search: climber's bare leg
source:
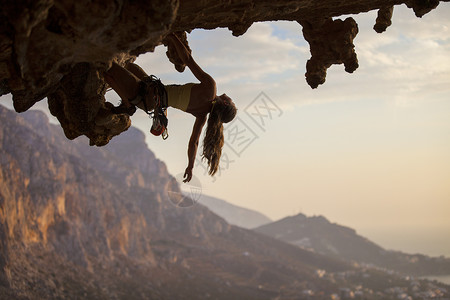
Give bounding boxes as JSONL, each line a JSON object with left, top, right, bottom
{"left": 123, "top": 62, "right": 158, "bottom": 112}
{"left": 125, "top": 62, "right": 148, "bottom": 80}
{"left": 104, "top": 62, "right": 140, "bottom": 107}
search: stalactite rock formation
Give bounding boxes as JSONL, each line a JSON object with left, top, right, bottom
{"left": 0, "top": 0, "right": 448, "bottom": 145}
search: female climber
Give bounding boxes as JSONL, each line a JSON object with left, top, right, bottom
{"left": 103, "top": 33, "right": 237, "bottom": 183}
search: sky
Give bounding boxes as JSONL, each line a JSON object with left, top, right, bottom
{"left": 1, "top": 3, "right": 449, "bottom": 257}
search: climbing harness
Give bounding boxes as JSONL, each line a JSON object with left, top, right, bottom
{"left": 131, "top": 75, "right": 169, "bottom": 140}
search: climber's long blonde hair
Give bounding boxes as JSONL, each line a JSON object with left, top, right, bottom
{"left": 202, "top": 98, "right": 237, "bottom": 176}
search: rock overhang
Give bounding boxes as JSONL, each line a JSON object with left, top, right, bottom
{"left": 0, "top": 0, "right": 448, "bottom": 145}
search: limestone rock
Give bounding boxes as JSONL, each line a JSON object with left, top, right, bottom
{"left": 47, "top": 62, "right": 131, "bottom": 146}
{"left": 300, "top": 17, "right": 359, "bottom": 89}
{"left": 1, "top": 0, "right": 177, "bottom": 145}
{"left": 0, "top": 0, "right": 448, "bottom": 145}
{"left": 374, "top": 6, "right": 394, "bottom": 33}
{"left": 162, "top": 31, "right": 192, "bottom": 73}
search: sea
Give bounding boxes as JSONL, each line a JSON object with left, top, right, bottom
{"left": 422, "top": 275, "right": 450, "bottom": 286}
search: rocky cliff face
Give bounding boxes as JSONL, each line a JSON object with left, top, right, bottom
{"left": 1, "top": 0, "right": 448, "bottom": 145}
{"left": 0, "top": 104, "right": 165, "bottom": 265}
{"left": 1, "top": 105, "right": 449, "bottom": 299}
{"left": 0, "top": 104, "right": 228, "bottom": 298}
{"left": 0, "top": 105, "right": 349, "bottom": 299}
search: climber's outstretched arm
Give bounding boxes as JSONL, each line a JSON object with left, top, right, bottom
{"left": 166, "top": 34, "right": 215, "bottom": 86}
{"left": 184, "top": 115, "right": 207, "bottom": 183}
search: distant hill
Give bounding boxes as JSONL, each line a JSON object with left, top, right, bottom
{"left": 0, "top": 105, "right": 349, "bottom": 299}
{"left": 255, "top": 213, "right": 450, "bottom": 276}
{"left": 197, "top": 194, "right": 272, "bottom": 229}
{"left": 1, "top": 105, "right": 448, "bottom": 299}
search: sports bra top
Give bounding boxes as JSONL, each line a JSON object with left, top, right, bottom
{"left": 165, "top": 83, "right": 195, "bottom": 112}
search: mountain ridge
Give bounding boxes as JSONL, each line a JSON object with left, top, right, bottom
{"left": 1, "top": 104, "right": 448, "bottom": 299}
{"left": 197, "top": 194, "right": 272, "bottom": 229}
{"left": 255, "top": 213, "right": 450, "bottom": 276}
{"left": 0, "top": 105, "right": 350, "bottom": 299}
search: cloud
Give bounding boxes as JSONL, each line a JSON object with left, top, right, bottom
{"left": 131, "top": 3, "right": 448, "bottom": 110}
{"left": 351, "top": 5, "right": 450, "bottom": 106}
{"left": 190, "top": 23, "right": 306, "bottom": 84}
{"left": 257, "top": 4, "right": 450, "bottom": 108}
{"left": 136, "top": 22, "right": 307, "bottom": 85}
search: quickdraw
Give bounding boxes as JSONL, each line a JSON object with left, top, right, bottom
{"left": 140, "top": 75, "right": 169, "bottom": 140}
